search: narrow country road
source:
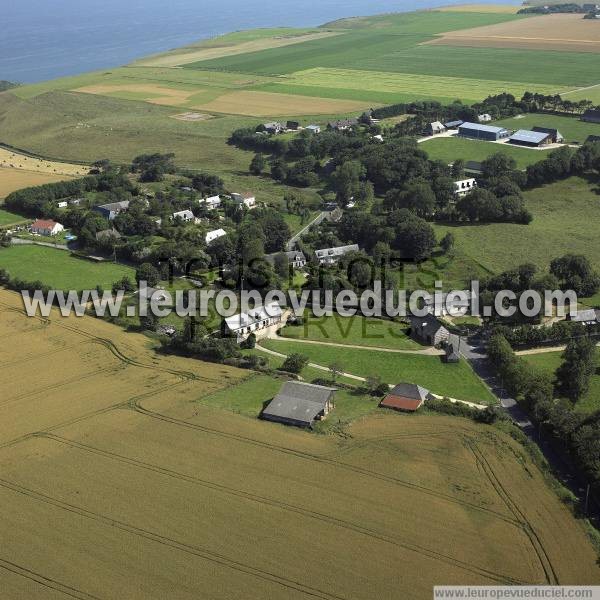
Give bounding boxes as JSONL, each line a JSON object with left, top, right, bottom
{"left": 272, "top": 336, "right": 444, "bottom": 355}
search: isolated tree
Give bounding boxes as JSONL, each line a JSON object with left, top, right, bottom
{"left": 556, "top": 337, "right": 597, "bottom": 403}
{"left": 135, "top": 263, "right": 160, "bottom": 287}
{"left": 281, "top": 353, "right": 309, "bottom": 374}
{"left": 249, "top": 153, "right": 266, "bottom": 175}
{"left": 328, "top": 362, "right": 344, "bottom": 382}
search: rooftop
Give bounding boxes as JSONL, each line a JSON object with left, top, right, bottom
{"left": 459, "top": 122, "right": 509, "bottom": 134}
{"left": 509, "top": 129, "right": 550, "bottom": 144}
{"left": 263, "top": 381, "right": 336, "bottom": 425}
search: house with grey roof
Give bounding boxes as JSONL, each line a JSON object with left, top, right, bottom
{"left": 315, "top": 244, "right": 359, "bottom": 266}
{"left": 224, "top": 302, "right": 283, "bottom": 343}
{"left": 261, "top": 381, "right": 336, "bottom": 428}
{"left": 410, "top": 313, "right": 450, "bottom": 347}
{"left": 93, "top": 200, "right": 130, "bottom": 221}
{"left": 568, "top": 308, "right": 600, "bottom": 325}
{"left": 328, "top": 118, "right": 358, "bottom": 131}
{"left": 265, "top": 250, "right": 307, "bottom": 270}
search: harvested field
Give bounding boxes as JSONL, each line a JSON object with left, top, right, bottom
{"left": 0, "top": 168, "right": 74, "bottom": 200}
{"left": 193, "top": 89, "right": 371, "bottom": 116}
{"left": 73, "top": 84, "right": 200, "bottom": 107}
{"left": 134, "top": 31, "right": 341, "bottom": 67}
{"left": 0, "top": 287, "right": 598, "bottom": 598}
{"left": 428, "top": 14, "right": 600, "bottom": 53}
{"left": 0, "top": 148, "right": 87, "bottom": 177}
{"left": 433, "top": 4, "right": 522, "bottom": 13}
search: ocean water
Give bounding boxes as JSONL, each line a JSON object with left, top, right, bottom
{"left": 2, "top": 0, "right": 521, "bottom": 83}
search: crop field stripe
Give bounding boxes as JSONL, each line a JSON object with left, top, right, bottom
{"left": 131, "top": 397, "right": 521, "bottom": 526}
{"left": 0, "top": 557, "right": 102, "bottom": 600}
{"left": 34, "top": 432, "right": 525, "bottom": 585}
{"left": 464, "top": 437, "right": 558, "bottom": 585}
{"left": 0, "top": 477, "right": 349, "bottom": 600}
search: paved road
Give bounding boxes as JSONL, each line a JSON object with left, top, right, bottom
{"left": 455, "top": 332, "right": 597, "bottom": 515}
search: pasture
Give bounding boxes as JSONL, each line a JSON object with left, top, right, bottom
{"left": 522, "top": 350, "right": 600, "bottom": 414}
{"left": 0, "top": 288, "right": 597, "bottom": 598}
{"left": 0, "top": 245, "right": 134, "bottom": 290}
{"left": 433, "top": 177, "right": 600, "bottom": 279}
{"left": 421, "top": 136, "right": 544, "bottom": 169}
{"left": 260, "top": 338, "right": 497, "bottom": 404}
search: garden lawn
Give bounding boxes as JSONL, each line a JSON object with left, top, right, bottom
{"left": 522, "top": 350, "right": 600, "bottom": 414}
{"left": 0, "top": 208, "right": 28, "bottom": 227}
{"left": 0, "top": 245, "right": 134, "bottom": 290}
{"left": 420, "top": 136, "right": 545, "bottom": 170}
{"left": 282, "top": 313, "right": 420, "bottom": 350}
{"left": 261, "top": 339, "right": 496, "bottom": 404}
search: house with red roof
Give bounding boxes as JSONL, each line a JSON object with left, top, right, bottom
{"left": 30, "top": 219, "right": 64, "bottom": 237}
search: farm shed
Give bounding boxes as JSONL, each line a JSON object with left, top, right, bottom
{"left": 582, "top": 109, "right": 600, "bottom": 124}
{"left": 445, "top": 120, "right": 463, "bottom": 129}
{"left": 410, "top": 313, "right": 449, "bottom": 347}
{"left": 508, "top": 130, "right": 552, "bottom": 147}
{"left": 380, "top": 383, "right": 432, "bottom": 412}
{"left": 262, "top": 381, "right": 336, "bottom": 428}
{"left": 458, "top": 122, "right": 510, "bottom": 141}
{"left": 532, "top": 127, "right": 564, "bottom": 144}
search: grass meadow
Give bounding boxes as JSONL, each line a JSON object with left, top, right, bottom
{"left": 522, "top": 350, "right": 600, "bottom": 414}
{"left": 496, "top": 113, "right": 600, "bottom": 144}
{"left": 0, "top": 245, "right": 134, "bottom": 290}
{"left": 421, "top": 136, "right": 546, "bottom": 169}
{"left": 261, "top": 338, "right": 496, "bottom": 404}
{"left": 433, "top": 177, "right": 600, "bottom": 278}
{"left": 0, "top": 208, "right": 28, "bottom": 227}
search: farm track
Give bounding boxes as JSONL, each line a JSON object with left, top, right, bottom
{"left": 34, "top": 431, "right": 525, "bottom": 584}
{"left": 0, "top": 342, "right": 87, "bottom": 370}
{"left": 464, "top": 436, "right": 558, "bottom": 585}
{"left": 0, "top": 557, "right": 103, "bottom": 600}
{"left": 0, "top": 477, "right": 350, "bottom": 600}
{"left": 132, "top": 397, "right": 521, "bottom": 527}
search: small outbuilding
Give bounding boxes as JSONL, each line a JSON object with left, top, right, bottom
{"left": 380, "top": 383, "right": 432, "bottom": 412}
{"left": 427, "top": 121, "right": 446, "bottom": 135}
{"left": 444, "top": 344, "right": 460, "bottom": 364}
{"left": 262, "top": 381, "right": 336, "bottom": 428}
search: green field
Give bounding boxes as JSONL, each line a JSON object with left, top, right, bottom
{"left": 434, "top": 177, "right": 600, "bottom": 279}
{"left": 497, "top": 113, "right": 600, "bottom": 144}
{"left": 282, "top": 313, "right": 421, "bottom": 350}
{"left": 421, "top": 136, "right": 547, "bottom": 169}
{"left": 522, "top": 350, "right": 600, "bottom": 414}
{"left": 0, "top": 208, "right": 28, "bottom": 227}
{"left": 0, "top": 245, "right": 134, "bottom": 290}
{"left": 261, "top": 338, "right": 496, "bottom": 404}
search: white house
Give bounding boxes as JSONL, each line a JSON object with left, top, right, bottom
{"left": 30, "top": 219, "right": 64, "bottom": 237}
{"left": 172, "top": 209, "right": 195, "bottom": 222}
{"left": 231, "top": 193, "right": 256, "bottom": 210}
{"left": 200, "top": 195, "right": 221, "bottom": 210}
{"left": 57, "top": 201, "right": 68, "bottom": 209}
{"left": 453, "top": 178, "right": 477, "bottom": 198}
{"left": 224, "top": 302, "right": 283, "bottom": 343}
{"left": 205, "top": 228, "right": 227, "bottom": 245}
{"left": 478, "top": 114, "right": 492, "bottom": 122}
{"left": 306, "top": 124, "right": 321, "bottom": 134}
{"left": 315, "top": 244, "right": 359, "bottom": 266}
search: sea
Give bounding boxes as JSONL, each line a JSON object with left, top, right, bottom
{"left": 2, "top": 0, "right": 521, "bottom": 84}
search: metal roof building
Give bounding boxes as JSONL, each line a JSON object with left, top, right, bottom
{"left": 262, "top": 381, "right": 336, "bottom": 428}
{"left": 458, "top": 122, "right": 510, "bottom": 141}
{"left": 508, "top": 129, "right": 552, "bottom": 147}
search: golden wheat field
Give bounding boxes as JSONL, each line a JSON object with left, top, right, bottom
{"left": 0, "top": 288, "right": 598, "bottom": 599}
{"left": 0, "top": 168, "right": 76, "bottom": 199}
{"left": 0, "top": 148, "right": 88, "bottom": 177}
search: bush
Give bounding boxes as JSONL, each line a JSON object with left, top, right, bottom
{"left": 280, "top": 353, "right": 309, "bottom": 374}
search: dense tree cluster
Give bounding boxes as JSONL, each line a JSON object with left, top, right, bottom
{"left": 131, "top": 153, "right": 176, "bottom": 182}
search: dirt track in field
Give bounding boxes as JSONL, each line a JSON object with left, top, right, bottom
{"left": 427, "top": 14, "right": 600, "bottom": 53}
